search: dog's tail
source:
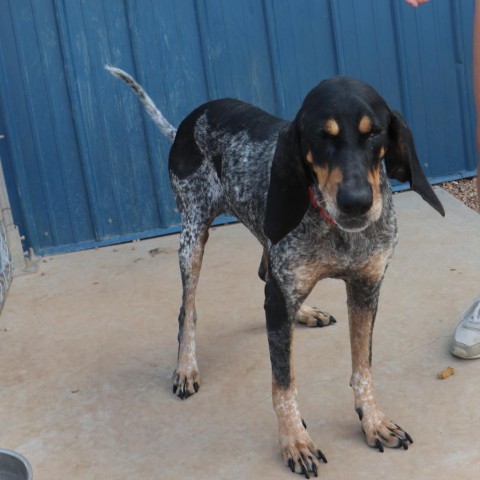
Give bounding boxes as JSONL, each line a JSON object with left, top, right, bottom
{"left": 105, "top": 65, "right": 177, "bottom": 142}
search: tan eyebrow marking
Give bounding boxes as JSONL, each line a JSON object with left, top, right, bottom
{"left": 359, "top": 115, "right": 372, "bottom": 134}
{"left": 324, "top": 118, "right": 340, "bottom": 136}
{"left": 306, "top": 150, "right": 314, "bottom": 164}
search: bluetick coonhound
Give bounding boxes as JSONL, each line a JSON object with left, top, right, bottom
{"left": 107, "top": 66, "right": 444, "bottom": 477}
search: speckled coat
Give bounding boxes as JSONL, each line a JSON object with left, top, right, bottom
{"left": 107, "top": 67, "right": 444, "bottom": 478}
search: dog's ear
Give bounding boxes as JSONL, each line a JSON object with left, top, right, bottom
{"left": 264, "top": 123, "right": 311, "bottom": 244}
{"left": 384, "top": 110, "right": 445, "bottom": 216}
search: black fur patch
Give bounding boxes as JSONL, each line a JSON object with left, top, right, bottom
{"left": 264, "top": 277, "right": 292, "bottom": 388}
{"left": 169, "top": 106, "right": 206, "bottom": 179}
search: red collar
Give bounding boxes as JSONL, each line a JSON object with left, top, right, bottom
{"left": 308, "top": 186, "right": 336, "bottom": 226}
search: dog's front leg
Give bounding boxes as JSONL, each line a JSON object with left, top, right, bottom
{"left": 264, "top": 275, "right": 327, "bottom": 478}
{"left": 346, "top": 279, "right": 413, "bottom": 451}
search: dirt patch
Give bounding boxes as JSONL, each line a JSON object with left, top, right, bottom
{"left": 439, "top": 176, "right": 479, "bottom": 213}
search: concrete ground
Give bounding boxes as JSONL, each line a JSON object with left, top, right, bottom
{"left": 0, "top": 188, "right": 479, "bottom": 480}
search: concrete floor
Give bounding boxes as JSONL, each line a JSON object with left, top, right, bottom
{"left": 0, "top": 188, "right": 479, "bottom": 480}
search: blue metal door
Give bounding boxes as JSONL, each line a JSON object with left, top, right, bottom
{"left": 0, "top": 0, "right": 476, "bottom": 255}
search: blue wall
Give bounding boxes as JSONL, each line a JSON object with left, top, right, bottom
{"left": 0, "top": 0, "right": 476, "bottom": 254}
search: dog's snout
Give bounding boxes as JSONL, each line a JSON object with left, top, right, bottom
{"left": 337, "top": 184, "right": 373, "bottom": 216}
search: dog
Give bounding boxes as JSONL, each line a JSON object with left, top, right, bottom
{"left": 107, "top": 66, "right": 444, "bottom": 477}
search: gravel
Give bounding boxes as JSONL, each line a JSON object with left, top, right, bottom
{"left": 439, "top": 176, "right": 479, "bottom": 213}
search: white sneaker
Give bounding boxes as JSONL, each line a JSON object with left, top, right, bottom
{"left": 451, "top": 296, "right": 480, "bottom": 359}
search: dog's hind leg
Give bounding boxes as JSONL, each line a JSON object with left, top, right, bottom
{"left": 296, "top": 304, "right": 336, "bottom": 328}
{"left": 258, "top": 248, "right": 270, "bottom": 282}
{"left": 173, "top": 215, "right": 212, "bottom": 399}
{"left": 258, "top": 247, "right": 336, "bottom": 328}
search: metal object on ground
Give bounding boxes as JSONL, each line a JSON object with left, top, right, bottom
{"left": 0, "top": 449, "right": 32, "bottom": 480}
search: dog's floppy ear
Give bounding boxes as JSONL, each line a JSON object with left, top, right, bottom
{"left": 264, "top": 123, "right": 311, "bottom": 244}
{"left": 384, "top": 110, "right": 445, "bottom": 216}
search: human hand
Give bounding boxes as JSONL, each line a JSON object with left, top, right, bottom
{"left": 403, "top": 0, "right": 430, "bottom": 6}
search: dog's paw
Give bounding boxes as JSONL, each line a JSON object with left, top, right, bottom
{"left": 358, "top": 408, "right": 413, "bottom": 452}
{"left": 296, "top": 304, "right": 336, "bottom": 328}
{"left": 280, "top": 424, "right": 327, "bottom": 478}
{"left": 173, "top": 368, "right": 200, "bottom": 400}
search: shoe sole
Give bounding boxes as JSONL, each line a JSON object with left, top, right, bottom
{"left": 450, "top": 344, "right": 480, "bottom": 359}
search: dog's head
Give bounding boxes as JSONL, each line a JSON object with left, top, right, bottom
{"left": 264, "top": 76, "right": 445, "bottom": 244}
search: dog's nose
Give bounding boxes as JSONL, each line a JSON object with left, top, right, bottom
{"left": 336, "top": 185, "right": 373, "bottom": 216}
